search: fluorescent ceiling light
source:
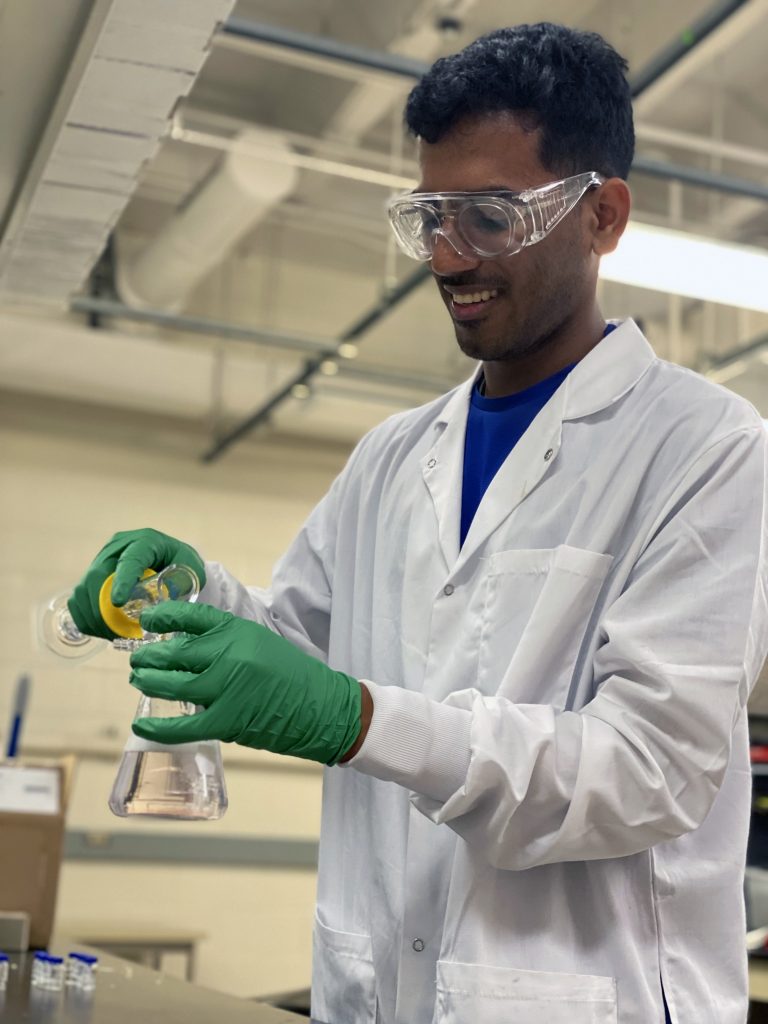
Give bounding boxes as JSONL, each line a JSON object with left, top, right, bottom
{"left": 600, "top": 222, "right": 768, "bottom": 313}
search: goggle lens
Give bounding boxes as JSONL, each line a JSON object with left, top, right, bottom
{"left": 457, "top": 201, "right": 524, "bottom": 256}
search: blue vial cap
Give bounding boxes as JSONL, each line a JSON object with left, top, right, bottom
{"left": 47, "top": 956, "right": 64, "bottom": 965}
{"left": 68, "top": 952, "right": 98, "bottom": 965}
{"left": 0, "top": 953, "right": 9, "bottom": 962}
{"left": 33, "top": 952, "right": 50, "bottom": 961}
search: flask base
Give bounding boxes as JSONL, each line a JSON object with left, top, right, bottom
{"left": 108, "top": 746, "right": 227, "bottom": 821}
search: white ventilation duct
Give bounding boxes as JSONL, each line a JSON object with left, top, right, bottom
{"left": 0, "top": 0, "right": 237, "bottom": 307}
{"left": 117, "top": 129, "right": 298, "bottom": 311}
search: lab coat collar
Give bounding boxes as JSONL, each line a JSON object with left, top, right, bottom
{"left": 423, "top": 319, "right": 656, "bottom": 571}
{"left": 435, "top": 318, "right": 655, "bottom": 428}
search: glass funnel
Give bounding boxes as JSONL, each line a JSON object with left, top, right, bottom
{"left": 38, "top": 564, "right": 199, "bottom": 659}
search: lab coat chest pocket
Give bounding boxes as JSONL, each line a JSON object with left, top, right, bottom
{"left": 435, "top": 961, "right": 617, "bottom": 1024}
{"left": 479, "top": 545, "right": 613, "bottom": 708}
{"left": 312, "top": 910, "right": 377, "bottom": 1024}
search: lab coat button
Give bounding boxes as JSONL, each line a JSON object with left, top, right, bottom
{"left": 544, "top": 448, "right": 554, "bottom": 461}
{"left": 412, "top": 939, "right": 425, "bottom": 952}
{"left": 443, "top": 584, "right": 455, "bottom": 596}
{"left": 427, "top": 458, "right": 437, "bottom": 469}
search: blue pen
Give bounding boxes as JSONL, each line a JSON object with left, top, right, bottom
{"left": 6, "top": 674, "right": 30, "bottom": 759}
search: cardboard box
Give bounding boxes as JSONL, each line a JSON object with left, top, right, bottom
{"left": 0, "top": 758, "right": 74, "bottom": 949}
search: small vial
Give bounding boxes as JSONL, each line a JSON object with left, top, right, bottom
{"left": 65, "top": 953, "right": 80, "bottom": 987}
{"left": 0, "top": 953, "right": 8, "bottom": 990}
{"left": 77, "top": 953, "right": 98, "bottom": 991}
{"left": 66, "top": 952, "right": 98, "bottom": 991}
{"left": 31, "top": 952, "right": 47, "bottom": 987}
{"left": 31, "top": 952, "right": 64, "bottom": 991}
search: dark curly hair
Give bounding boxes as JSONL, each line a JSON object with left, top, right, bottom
{"left": 405, "top": 23, "right": 634, "bottom": 180}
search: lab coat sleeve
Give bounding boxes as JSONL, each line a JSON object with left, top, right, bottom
{"left": 199, "top": 499, "right": 337, "bottom": 663}
{"left": 350, "top": 424, "right": 768, "bottom": 869}
{"left": 197, "top": 429, "right": 378, "bottom": 664}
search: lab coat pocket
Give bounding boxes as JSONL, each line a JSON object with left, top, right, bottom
{"left": 435, "top": 960, "right": 617, "bottom": 1024}
{"left": 479, "top": 545, "right": 613, "bottom": 707}
{"left": 312, "top": 910, "right": 377, "bottom": 1024}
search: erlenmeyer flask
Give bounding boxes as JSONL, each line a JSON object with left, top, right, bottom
{"left": 109, "top": 695, "right": 228, "bottom": 820}
{"left": 38, "top": 563, "right": 228, "bottom": 820}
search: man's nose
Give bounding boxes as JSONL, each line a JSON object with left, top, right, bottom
{"left": 429, "top": 228, "right": 482, "bottom": 277}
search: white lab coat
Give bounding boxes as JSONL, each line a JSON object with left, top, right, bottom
{"left": 201, "top": 320, "right": 768, "bottom": 1024}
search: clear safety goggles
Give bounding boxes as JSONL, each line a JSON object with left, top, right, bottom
{"left": 387, "top": 171, "right": 604, "bottom": 261}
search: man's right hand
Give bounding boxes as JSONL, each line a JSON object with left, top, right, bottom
{"left": 67, "top": 528, "right": 206, "bottom": 639}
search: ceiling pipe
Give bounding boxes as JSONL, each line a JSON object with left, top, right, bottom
{"left": 221, "top": 18, "right": 430, "bottom": 80}
{"left": 634, "top": 123, "right": 768, "bottom": 172}
{"left": 631, "top": 156, "right": 768, "bottom": 203}
{"left": 70, "top": 296, "right": 332, "bottom": 357}
{"left": 70, "top": 284, "right": 454, "bottom": 424}
{"left": 702, "top": 332, "right": 768, "bottom": 376}
{"left": 627, "top": 0, "right": 752, "bottom": 98}
{"left": 200, "top": 265, "right": 431, "bottom": 462}
{"left": 633, "top": 0, "right": 764, "bottom": 115}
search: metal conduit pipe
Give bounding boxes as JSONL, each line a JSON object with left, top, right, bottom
{"left": 702, "top": 332, "right": 768, "bottom": 373}
{"left": 70, "top": 296, "right": 332, "bottom": 357}
{"left": 631, "top": 156, "right": 768, "bottom": 203}
{"left": 200, "top": 265, "right": 431, "bottom": 462}
{"left": 627, "top": 0, "right": 752, "bottom": 96}
{"left": 69, "top": 291, "right": 454, "bottom": 396}
{"left": 222, "top": 18, "right": 430, "bottom": 80}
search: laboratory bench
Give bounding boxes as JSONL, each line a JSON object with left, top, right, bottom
{"left": 4, "top": 938, "right": 768, "bottom": 1022}
{"left": 0, "top": 938, "right": 307, "bottom": 1023}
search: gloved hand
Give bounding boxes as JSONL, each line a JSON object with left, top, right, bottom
{"left": 128, "top": 602, "right": 362, "bottom": 766}
{"left": 67, "top": 528, "right": 206, "bottom": 639}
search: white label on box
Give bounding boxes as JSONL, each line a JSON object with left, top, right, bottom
{"left": 0, "top": 766, "right": 60, "bottom": 814}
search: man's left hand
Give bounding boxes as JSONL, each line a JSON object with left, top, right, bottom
{"left": 129, "top": 603, "right": 362, "bottom": 765}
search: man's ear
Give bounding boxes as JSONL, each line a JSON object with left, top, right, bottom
{"left": 590, "top": 178, "right": 631, "bottom": 256}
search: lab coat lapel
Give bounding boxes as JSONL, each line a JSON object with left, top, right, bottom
{"left": 421, "top": 379, "right": 475, "bottom": 571}
{"left": 420, "top": 320, "right": 654, "bottom": 573}
{"left": 456, "top": 384, "right": 566, "bottom": 569}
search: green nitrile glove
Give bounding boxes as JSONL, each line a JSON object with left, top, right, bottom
{"left": 67, "top": 528, "right": 206, "bottom": 640}
{"left": 128, "top": 602, "right": 362, "bottom": 766}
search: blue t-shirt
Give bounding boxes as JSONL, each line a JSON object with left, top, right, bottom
{"left": 460, "top": 325, "right": 617, "bottom": 547}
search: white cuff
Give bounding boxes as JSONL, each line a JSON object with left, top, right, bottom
{"left": 347, "top": 681, "right": 471, "bottom": 803}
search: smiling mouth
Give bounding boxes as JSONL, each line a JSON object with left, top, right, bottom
{"left": 451, "top": 288, "right": 499, "bottom": 305}
{"left": 446, "top": 287, "right": 500, "bottom": 320}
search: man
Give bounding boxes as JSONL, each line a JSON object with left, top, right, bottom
{"left": 69, "top": 23, "right": 768, "bottom": 1024}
